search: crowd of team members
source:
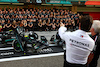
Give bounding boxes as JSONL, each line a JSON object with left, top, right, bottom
{"left": 0, "top": 7, "right": 80, "bottom": 31}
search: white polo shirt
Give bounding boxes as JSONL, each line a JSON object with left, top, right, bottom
{"left": 59, "top": 26, "right": 95, "bottom": 64}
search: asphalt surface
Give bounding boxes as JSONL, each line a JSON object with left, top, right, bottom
{"left": 0, "top": 31, "right": 100, "bottom": 67}
{"left": 0, "top": 55, "right": 64, "bottom": 67}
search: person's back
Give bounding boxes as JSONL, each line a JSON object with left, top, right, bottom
{"left": 64, "top": 30, "right": 94, "bottom": 64}
{"left": 59, "top": 15, "right": 95, "bottom": 67}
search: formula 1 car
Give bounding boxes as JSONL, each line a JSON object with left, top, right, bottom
{"left": 50, "top": 32, "right": 65, "bottom": 48}
{"left": 12, "top": 26, "right": 52, "bottom": 54}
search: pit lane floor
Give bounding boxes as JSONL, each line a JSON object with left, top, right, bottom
{"left": 0, "top": 31, "right": 99, "bottom": 67}
{"left": 0, "top": 55, "right": 100, "bottom": 67}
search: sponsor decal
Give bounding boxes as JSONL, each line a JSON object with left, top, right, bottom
{"left": 11, "top": 37, "right": 16, "bottom": 39}
{"left": 38, "top": 48, "right": 53, "bottom": 53}
{"left": 27, "top": 44, "right": 32, "bottom": 47}
{"left": 0, "top": 52, "right": 14, "bottom": 56}
{"left": 80, "top": 35, "right": 84, "bottom": 38}
{"left": 70, "top": 39, "right": 89, "bottom": 47}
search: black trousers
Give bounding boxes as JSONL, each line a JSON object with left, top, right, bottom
{"left": 88, "top": 54, "right": 99, "bottom": 67}
{"left": 65, "top": 61, "right": 87, "bottom": 67}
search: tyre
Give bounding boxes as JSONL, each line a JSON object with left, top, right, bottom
{"left": 12, "top": 39, "right": 22, "bottom": 52}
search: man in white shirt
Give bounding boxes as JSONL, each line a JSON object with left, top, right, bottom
{"left": 59, "top": 15, "right": 95, "bottom": 67}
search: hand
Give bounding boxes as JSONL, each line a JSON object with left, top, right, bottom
{"left": 60, "top": 22, "right": 65, "bottom": 27}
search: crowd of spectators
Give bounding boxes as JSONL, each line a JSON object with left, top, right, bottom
{"left": 0, "top": 7, "right": 81, "bottom": 31}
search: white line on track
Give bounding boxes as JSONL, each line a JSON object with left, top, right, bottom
{"left": 0, "top": 52, "right": 64, "bottom": 62}
{"left": 0, "top": 47, "right": 13, "bottom": 50}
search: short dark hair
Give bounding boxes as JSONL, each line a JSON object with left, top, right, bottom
{"left": 80, "top": 15, "right": 93, "bottom": 32}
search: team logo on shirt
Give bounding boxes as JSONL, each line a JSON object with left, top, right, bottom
{"left": 70, "top": 39, "right": 89, "bottom": 47}
{"left": 69, "top": 39, "right": 90, "bottom": 50}
{"left": 80, "top": 35, "right": 83, "bottom": 38}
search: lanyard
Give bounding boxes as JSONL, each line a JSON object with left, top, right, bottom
{"left": 94, "top": 36, "right": 98, "bottom": 42}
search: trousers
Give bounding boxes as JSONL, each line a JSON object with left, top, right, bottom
{"left": 65, "top": 61, "right": 87, "bottom": 67}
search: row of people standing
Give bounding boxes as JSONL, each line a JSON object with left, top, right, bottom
{"left": 0, "top": 20, "right": 36, "bottom": 31}
{"left": 0, "top": 8, "right": 80, "bottom": 31}
{"left": 0, "top": 17, "right": 76, "bottom": 31}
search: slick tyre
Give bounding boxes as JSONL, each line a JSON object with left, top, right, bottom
{"left": 12, "top": 39, "right": 22, "bottom": 52}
